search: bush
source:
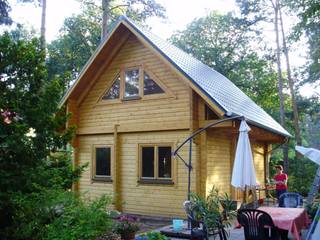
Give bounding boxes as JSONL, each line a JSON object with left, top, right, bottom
{"left": 44, "top": 193, "right": 113, "bottom": 240}
{"left": 12, "top": 190, "right": 114, "bottom": 240}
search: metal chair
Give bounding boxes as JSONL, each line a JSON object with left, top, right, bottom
{"left": 278, "top": 192, "right": 303, "bottom": 208}
{"left": 237, "top": 209, "right": 281, "bottom": 240}
{"left": 183, "top": 201, "right": 227, "bottom": 240}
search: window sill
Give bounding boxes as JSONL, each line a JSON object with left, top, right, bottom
{"left": 92, "top": 177, "right": 113, "bottom": 183}
{"left": 122, "top": 96, "right": 141, "bottom": 101}
{"left": 138, "top": 179, "right": 174, "bottom": 185}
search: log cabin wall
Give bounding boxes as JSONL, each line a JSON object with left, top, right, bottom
{"left": 118, "top": 131, "right": 197, "bottom": 217}
{"left": 252, "top": 142, "right": 266, "bottom": 188}
{"left": 70, "top": 32, "right": 198, "bottom": 217}
{"left": 66, "top": 27, "right": 275, "bottom": 218}
{"left": 206, "top": 129, "right": 232, "bottom": 196}
{"left": 77, "top": 33, "right": 190, "bottom": 135}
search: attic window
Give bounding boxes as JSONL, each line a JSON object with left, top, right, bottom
{"left": 144, "top": 72, "right": 164, "bottom": 95}
{"left": 101, "top": 67, "right": 169, "bottom": 102}
{"left": 205, "top": 104, "right": 219, "bottom": 120}
{"left": 102, "top": 74, "right": 120, "bottom": 100}
{"left": 124, "top": 69, "right": 140, "bottom": 99}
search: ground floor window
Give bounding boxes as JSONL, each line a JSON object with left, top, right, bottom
{"left": 92, "top": 146, "right": 111, "bottom": 181}
{"left": 140, "top": 144, "right": 172, "bottom": 182}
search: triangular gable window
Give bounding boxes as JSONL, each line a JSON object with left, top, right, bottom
{"left": 143, "top": 72, "right": 164, "bottom": 95}
{"left": 102, "top": 74, "right": 120, "bottom": 100}
{"left": 205, "top": 104, "right": 219, "bottom": 120}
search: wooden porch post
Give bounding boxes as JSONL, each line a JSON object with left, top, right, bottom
{"left": 113, "top": 124, "right": 122, "bottom": 211}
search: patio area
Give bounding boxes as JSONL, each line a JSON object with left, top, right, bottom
{"left": 138, "top": 217, "right": 309, "bottom": 240}
{"left": 165, "top": 227, "right": 308, "bottom": 240}
{"left": 136, "top": 196, "right": 312, "bottom": 240}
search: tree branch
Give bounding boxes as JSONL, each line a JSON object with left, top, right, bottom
{"left": 109, "top": 4, "right": 129, "bottom": 12}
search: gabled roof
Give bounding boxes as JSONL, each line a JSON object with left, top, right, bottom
{"left": 61, "top": 15, "right": 291, "bottom": 138}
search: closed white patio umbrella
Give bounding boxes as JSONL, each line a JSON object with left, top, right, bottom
{"left": 231, "top": 120, "right": 257, "bottom": 191}
{"left": 295, "top": 146, "right": 320, "bottom": 165}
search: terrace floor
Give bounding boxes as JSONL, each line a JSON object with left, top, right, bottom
{"left": 136, "top": 204, "right": 310, "bottom": 240}
{"left": 154, "top": 222, "right": 308, "bottom": 240}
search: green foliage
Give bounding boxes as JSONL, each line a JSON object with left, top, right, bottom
{"left": 11, "top": 189, "right": 72, "bottom": 239}
{"left": 11, "top": 190, "right": 113, "bottom": 240}
{"left": 0, "top": 30, "right": 84, "bottom": 239}
{"left": 170, "top": 11, "right": 280, "bottom": 116}
{"left": 39, "top": 152, "right": 88, "bottom": 190}
{"left": 47, "top": 5, "right": 101, "bottom": 86}
{"left": 47, "top": 0, "right": 166, "bottom": 88}
{"left": 0, "top": 0, "right": 12, "bottom": 25}
{"left": 190, "top": 187, "right": 235, "bottom": 233}
{"left": 171, "top": 12, "right": 254, "bottom": 77}
{"left": 137, "top": 232, "right": 170, "bottom": 240}
{"left": 287, "top": 0, "right": 320, "bottom": 84}
{"left": 100, "top": 0, "right": 166, "bottom": 23}
{"left": 45, "top": 194, "right": 113, "bottom": 240}
{"left": 306, "top": 202, "right": 319, "bottom": 220}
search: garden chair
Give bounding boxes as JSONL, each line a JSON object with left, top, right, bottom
{"left": 278, "top": 192, "right": 303, "bottom": 208}
{"left": 237, "top": 209, "right": 281, "bottom": 240}
{"left": 183, "top": 201, "right": 227, "bottom": 240}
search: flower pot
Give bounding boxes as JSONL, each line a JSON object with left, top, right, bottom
{"left": 121, "top": 232, "right": 136, "bottom": 240}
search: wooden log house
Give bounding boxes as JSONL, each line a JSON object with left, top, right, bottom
{"left": 60, "top": 16, "right": 291, "bottom": 218}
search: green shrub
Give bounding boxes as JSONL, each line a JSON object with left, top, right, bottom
{"left": 306, "top": 202, "right": 319, "bottom": 220}
{"left": 189, "top": 186, "right": 235, "bottom": 232}
{"left": 12, "top": 189, "right": 113, "bottom": 240}
{"left": 44, "top": 194, "right": 113, "bottom": 240}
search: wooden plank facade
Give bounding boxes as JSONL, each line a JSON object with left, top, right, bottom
{"left": 64, "top": 22, "right": 286, "bottom": 218}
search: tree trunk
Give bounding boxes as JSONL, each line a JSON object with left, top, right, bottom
{"left": 279, "top": 5, "right": 302, "bottom": 145}
{"left": 40, "top": 0, "right": 46, "bottom": 50}
{"left": 272, "top": 0, "right": 289, "bottom": 173}
{"left": 101, "top": 0, "right": 109, "bottom": 40}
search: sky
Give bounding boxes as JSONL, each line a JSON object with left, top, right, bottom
{"left": 6, "top": 0, "right": 320, "bottom": 96}
{"left": 8, "top": 0, "right": 237, "bottom": 41}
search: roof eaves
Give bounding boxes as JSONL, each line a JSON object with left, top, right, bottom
{"left": 248, "top": 119, "right": 291, "bottom": 138}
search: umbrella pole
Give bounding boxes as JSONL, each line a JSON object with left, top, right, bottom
{"left": 187, "top": 139, "right": 192, "bottom": 230}
{"left": 188, "top": 139, "right": 192, "bottom": 201}
{"left": 243, "top": 186, "right": 247, "bottom": 204}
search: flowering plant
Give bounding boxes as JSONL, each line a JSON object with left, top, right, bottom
{"left": 1, "top": 109, "right": 17, "bottom": 124}
{"left": 115, "top": 215, "right": 140, "bottom": 235}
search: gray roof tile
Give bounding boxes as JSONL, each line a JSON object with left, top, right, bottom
{"left": 122, "top": 16, "right": 291, "bottom": 137}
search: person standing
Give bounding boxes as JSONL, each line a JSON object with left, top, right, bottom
{"left": 273, "top": 165, "right": 288, "bottom": 200}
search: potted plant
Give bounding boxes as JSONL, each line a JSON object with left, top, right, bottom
{"left": 115, "top": 215, "right": 140, "bottom": 240}
{"left": 220, "top": 193, "right": 237, "bottom": 220}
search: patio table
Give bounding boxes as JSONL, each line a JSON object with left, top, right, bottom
{"left": 258, "top": 206, "right": 310, "bottom": 240}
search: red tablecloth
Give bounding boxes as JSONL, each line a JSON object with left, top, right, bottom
{"left": 258, "top": 207, "right": 310, "bottom": 240}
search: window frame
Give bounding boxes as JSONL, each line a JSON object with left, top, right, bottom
{"left": 122, "top": 66, "right": 143, "bottom": 100}
{"left": 138, "top": 143, "right": 174, "bottom": 184}
{"left": 142, "top": 70, "right": 166, "bottom": 98}
{"left": 91, "top": 145, "right": 113, "bottom": 182}
{"left": 99, "top": 65, "right": 174, "bottom": 104}
{"left": 101, "top": 73, "right": 121, "bottom": 101}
